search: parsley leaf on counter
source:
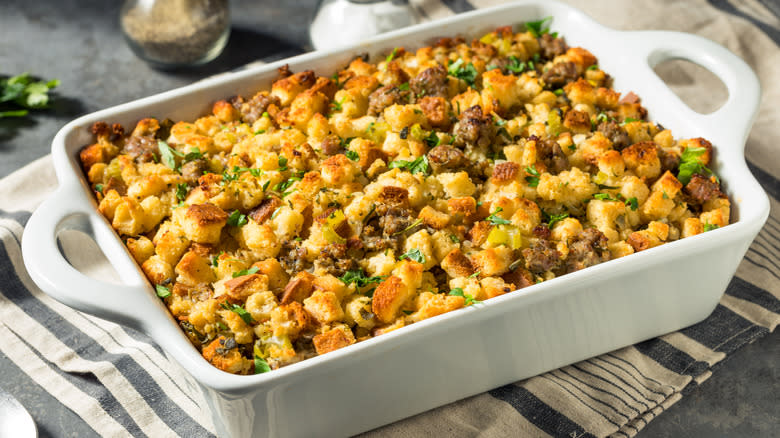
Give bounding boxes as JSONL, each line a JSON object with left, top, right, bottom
{"left": 0, "top": 73, "right": 59, "bottom": 118}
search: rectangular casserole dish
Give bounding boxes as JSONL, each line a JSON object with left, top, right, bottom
{"left": 21, "top": 1, "right": 768, "bottom": 436}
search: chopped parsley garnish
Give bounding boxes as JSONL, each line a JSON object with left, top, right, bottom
{"left": 398, "top": 82, "right": 410, "bottom": 91}
{"left": 568, "top": 144, "right": 576, "bottom": 151}
{"left": 524, "top": 16, "right": 552, "bottom": 38}
{"left": 450, "top": 234, "right": 460, "bottom": 243}
{"left": 447, "top": 59, "right": 479, "bottom": 87}
{"left": 155, "top": 284, "right": 171, "bottom": 298}
{"left": 220, "top": 302, "right": 254, "bottom": 325}
{"left": 593, "top": 193, "right": 620, "bottom": 202}
{"left": 158, "top": 140, "right": 178, "bottom": 170}
{"left": 175, "top": 183, "right": 189, "bottom": 202}
{"left": 506, "top": 55, "right": 526, "bottom": 74}
{"left": 338, "top": 269, "right": 386, "bottom": 288}
{"left": 331, "top": 98, "right": 345, "bottom": 112}
{"left": 677, "top": 146, "right": 716, "bottom": 185}
{"left": 386, "top": 47, "right": 399, "bottom": 63}
{"left": 278, "top": 155, "right": 288, "bottom": 171}
{"left": 402, "top": 310, "right": 413, "bottom": 315}
{"left": 262, "top": 180, "right": 270, "bottom": 191}
{"left": 468, "top": 271, "right": 481, "bottom": 279}
{"left": 211, "top": 252, "right": 223, "bottom": 267}
{"left": 587, "top": 64, "right": 599, "bottom": 71}
{"left": 525, "top": 165, "right": 540, "bottom": 187}
{"left": 226, "top": 210, "right": 248, "bottom": 227}
{"left": 703, "top": 223, "right": 719, "bottom": 232}
{"left": 232, "top": 266, "right": 259, "bottom": 278}
{"left": 449, "top": 287, "right": 482, "bottom": 306}
{"left": 596, "top": 112, "right": 609, "bottom": 124}
{"left": 621, "top": 117, "right": 640, "bottom": 126}
{"left": 0, "top": 73, "right": 59, "bottom": 119}
{"left": 345, "top": 150, "right": 360, "bottom": 161}
{"left": 255, "top": 355, "right": 271, "bottom": 374}
{"left": 95, "top": 183, "right": 104, "bottom": 194}
{"left": 399, "top": 248, "right": 426, "bottom": 264}
{"left": 273, "top": 175, "right": 301, "bottom": 192}
{"left": 340, "top": 136, "right": 355, "bottom": 149}
{"left": 424, "top": 131, "right": 441, "bottom": 148}
{"left": 254, "top": 129, "right": 266, "bottom": 135}
{"left": 486, "top": 207, "right": 511, "bottom": 226}
{"left": 394, "top": 218, "right": 423, "bottom": 236}
{"left": 544, "top": 211, "right": 569, "bottom": 229}
{"left": 625, "top": 197, "right": 638, "bottom": 211}
{"left": 388, "top": 155, "right": 431, "bottom": 176}
{"left": 553, "top": 88, "right": 564, "bottom": 96}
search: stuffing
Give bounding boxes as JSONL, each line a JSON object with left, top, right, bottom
{"left": 82, "top": 25, "right": 731, "bottom": 374}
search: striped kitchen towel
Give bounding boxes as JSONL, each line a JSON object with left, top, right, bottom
{"left": 1, "top": 0, "right": 778, "bottom": 437}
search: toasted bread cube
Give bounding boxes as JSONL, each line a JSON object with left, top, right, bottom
{"left": 234, "top": 221, "right": 281, "bottom": 259}
{"left": 175, "top": 250, "right": 216, "bottom": 286}
{"left": 270, "top": 302, "right": 311, "bottom": 339}
{"left": 303, "top": 291, "right": 344, "bottom": 324}
{"left": 344, "top": 295, "right": 376, "bottom": 329}
{"left": 682, "top": 217, "right": 703, "bottom": 238}
{"left": 280, "top": 271, "right": 316, "bottom": 304}
{"left": 218, "top": 308, "right": 254, "bottom": 344}
{"left": 271, "top": 70, "right": 316, "bottom": 106}
{"left": 174, "top": 203, "right": 228, "bottom": 244}
{"left": 141, "top": 255, "right": 174, "bottom": 285}
{"left": 111, "top": 197, "right": 147, "bottom": 236}
{"left": 221, "top": 274, "right": 270, "bottom": 303}
{"left": 252, "top": 259, "right": 289, "bottom": 292}
{"left": 372, "top": 275, "right": 412, "bottom": 324}
{"left": 245, "top": 291, "right": 278, "bottom": 323}
{"left": 622, "top": 141, "right": 661, "bottom": 180}
{"left": 321, "top": 154, "right": 359, "bottom": 186}
{"left": 313, "top": 326, "right": 356, "bottom": 355}
{"left": 382, "top": 104, "right": 428, "bottom": 132}
{"left": 418, "top": 206, "right": 450, "bottom": 230}
{"left": 437, "top": 171, "right": 476, "bottom": 198}
{"left": 126, "top": 236, "right": 155, "bottom": 264}
{"left": 470, "top": 246, "right": 513, "bottom": 276}
{"left": 202, "top": 336, "right": 253, "bottom": 374}
{"left": 627, "top": 221, "right": 669, "bottom": 252}
{"left": 411, "top": 291, "right": 464, "bottom": 322}
{"left": 312, "top": 274, "right": 348, "bottom": 301}
{"left": 440, "top": 248, "right": 476, "bottom": 278}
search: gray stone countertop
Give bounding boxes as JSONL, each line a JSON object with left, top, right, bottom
{"left": 0, "top": 0, "right": 777, "bottom": 437}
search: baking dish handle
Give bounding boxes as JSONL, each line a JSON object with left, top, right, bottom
{"left": 21, "top": 184, "right": 170, "bottom": 333}
{"left": 623, "top": 30, "right": 761, "bottom": 150}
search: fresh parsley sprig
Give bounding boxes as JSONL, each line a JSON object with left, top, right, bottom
{"left": 524, "top": 16, "right": 553, "bottom": 38}
{"left": 486, "top": 207, "right": 512, "bottom": 226}
{"left": 220, "top": 302, "right": 254, "bottom": 325}
{"left": 339, "top": 269, "right": 386, "bottom": 288}
{"left": 525, "top": 165, "right": 540, "bottom": 187}
{"left": 677, "top": 146, "right": 716, "bottom": 185}
{"left": 0, "top": 72, "right": 59, "bottom": 118}
{"left": 447, "top": 59, "right": 478, "bottom": 87}
{"left": 449, "top": 287, "right": 482, "bottom": 306}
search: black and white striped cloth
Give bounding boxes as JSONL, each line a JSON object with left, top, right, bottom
{"left": 1, "top": 0, "right": 778, "bottom": 436}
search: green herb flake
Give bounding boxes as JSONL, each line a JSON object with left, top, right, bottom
{"left": 398, "top": 248, "right": 426, "bottom": 264}
{"left": 587, "top": 64, "right": 599, "bottom": 71}
{"left": 220, "top": 302, "right": 254, "bottom": 325}
{"left": 226, "top": 210, "right": 248, "bottom": 227}
{"left": 506, "top": 56, "right": 526, "bottom": 74}
{"left": 544, "top": 211, "right": 569, "bottom": 229}
{"left": 388, "top": 155, "right": 431, "bottom": 176}
{"left": 398, "top": 82, "right": 410, "bottom": 91}
{"left": 339, "top": 269, "right": 386, "bottom": 288}
{"left": 593, "top": 193, "right": 620, "bottom": 202}
{"left": 468, "top": 271, "right": 481, "bottom": 279}
{"left": 95, "top": 183, "right": 104, "bottom": 194}
{"left": 175, "top": 183, "right": 189, "bottom": 202}
{"left": 447, "top": 59, "right": 479, "bottom": 87}
{"left": 450, "top": 234, "right": 460, "bottom": 244}
{"left": 448, "top": 287, "right": 482, "bottom": 306}
{"left": 254, "top": 355, "right": 271, "bottom": 374}
{"left": 625, "top": 197, "right": 638, "bottom": 211}
{"left": 524, "top": 16, "right": 552, "bottom": 38}
{"left": 486, "top": 207, "right": 511, "bottom": 226}
{"left": 155, "top": 284, "right": 171, "bottom": 298}
{"left": 158, "top": 140, "right": 179, "bottom": 170}
{"left": 386, "top": 47, "right": 399, "bottom": 63}
{"left": 262, "top": 180, "right": 270, "bottom": 191}
{"left": 620, "top": 117, "right": 640, "bottom": 126}
{"left": 677, "top": 146, "right": 716, "bottom": 185}
{"left": 345, "top": 150, "right": 360, "bottom": 161}
{"left": 424, "top": 131, "right": 440, "bottom": 148}
{"left": 568, "top": 144, "right": 576, "bottom": 151}
{"left": 278, "top": 155, "right": 288, "bottom": 171}
{"left": 232, "top": 266, "right": 260, "bottom": 278}
{"left": 402, "top": 310, "right": 413, "bottom": 315}
{"left": 553, "top": 88, "right": 564, "bottom": 96}
{"left": 703, "top": 223, "right": 720, "bottom": 232}
{"left": 254, "top": 129, "right": 266, "bottom": 135}
{"left": 524, "top": 165, "right": 540, "bottom": 187}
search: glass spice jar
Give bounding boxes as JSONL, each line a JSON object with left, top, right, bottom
{"left": 120, "top": 0, "right": 230, "bottom": 68}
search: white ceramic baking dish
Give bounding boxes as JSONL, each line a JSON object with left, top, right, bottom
{"left": 22, "top": 1, "right": 768, "bottom": 436}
